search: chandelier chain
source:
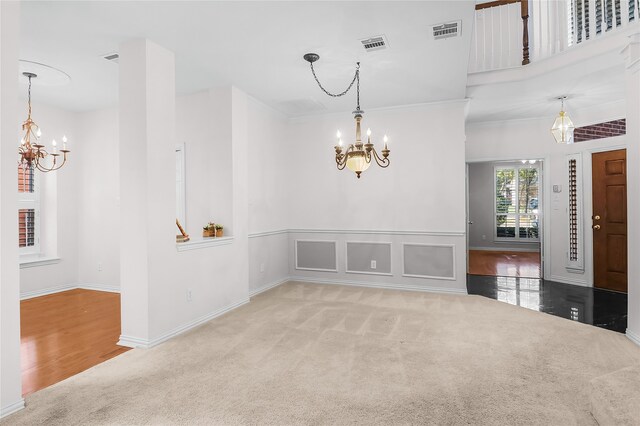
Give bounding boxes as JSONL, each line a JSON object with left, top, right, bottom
{"left": 27, "top": 75, "right": 32, "bottom": 118}
{"left": 309, "top": 62, "right": 360, "bottom": 108}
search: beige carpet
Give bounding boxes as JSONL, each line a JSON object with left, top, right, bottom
{"left": 4, "top": 281, "right": 640, "bottom": 425}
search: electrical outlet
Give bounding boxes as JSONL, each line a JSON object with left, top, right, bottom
{"left": 97, "top": 263, "right": 103, "bottom": 272}
{"left": 260, "top": 263, "right": 265, "bottom": 273}
{"left": 187, "top": 289, "right": 192, "bottom": 302}
{"left": 371, "top": 260, "right": 377, "bottom": 269}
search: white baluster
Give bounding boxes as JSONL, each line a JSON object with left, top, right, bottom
{"left": 589, "top": 0, "right": 597, "bottom": 39}
{"left": 621, "top": 0, "right": 630, "bottom": 26}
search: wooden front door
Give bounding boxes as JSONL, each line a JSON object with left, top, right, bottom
{"left": 592, "top": 149, "right": 627, "bottom": 292}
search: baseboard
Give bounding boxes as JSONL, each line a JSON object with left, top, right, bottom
{"left": 289, "top": 276, "right": 467, "bottom": 295}
{"left": 20, "top": 284, "right": 76, "bottom": 300}
{"left": 627, "top": 329, "right": 640, "bottom": 347}
{"left": 249, "top": 278, "right": 289, "bottom": 298}
{"left": 77, "top": 283, "right": 120, "bottom": 293}
{"left": 118, "top": 297, "right": 251, "bottom": 349}
{"left": 20, "top": 283, "right": 120, "bottom": 300}
{"left": 546, "top": 274, "right": 589, "bottom": 287}
{"left": 0, "top": 399, "right": 25, "bottom": 419}
{"left": 468, "top": 246, "right": 540, "bottom": 253}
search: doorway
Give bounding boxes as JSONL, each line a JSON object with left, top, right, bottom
{"left": 592, "top": 149, "right": 627, "bottom": 293}
{"left": 466, "top": 160, "right": 543, "bottom": 279}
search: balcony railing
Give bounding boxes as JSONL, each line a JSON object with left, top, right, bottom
{"left": 469, "top": 0, "right": 640, "bottom": 73}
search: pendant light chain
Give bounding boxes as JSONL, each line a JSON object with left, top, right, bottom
{"left": 27, "top": 75, "right": 32, "bottom": 118}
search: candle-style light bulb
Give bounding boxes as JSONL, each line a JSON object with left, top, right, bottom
{"left": 36, "top": 128, "right": 42, "bottom": 138}
{"left": 52, "top": 139, "right": 57, "bottom": 153}
{"left": 62, "top": 135, "right": 67, "bottom": 150}
{"left": 338, "top": 138, "right": 343, "bottom": 147}
{"left": 383, "top": 134, "right": 389, "bottom": 150}
{"left": 366, "top": 128, "right": 371, "bottom": 143}
{"left": 336, "top": 130, "right": 341, "bottom": 139}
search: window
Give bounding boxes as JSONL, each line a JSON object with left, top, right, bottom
{"left": 18, "top": 164, "right": 40, "bottom": 254}
{"left": 495, "top": 165, "right": 539, "bottom": 241}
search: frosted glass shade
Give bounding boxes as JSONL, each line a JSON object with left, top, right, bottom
{"left": 551, "top": 111, "right": 575, "bottom": 144}
{"left": 346, "top": 151, "right": 370, "bottom": 174}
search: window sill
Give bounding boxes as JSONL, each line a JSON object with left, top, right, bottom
{"left": 176, "top": 236, "right": 234, "bottom": 252}
{"left": 20, "top": 256, "right": 61, "bottom": 269}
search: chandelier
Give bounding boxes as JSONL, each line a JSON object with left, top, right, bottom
{"left": 18, "top": 72, "right": 70, "bottom": 172}
{"left": 551, "top": 96, "right": 575, "bottom": 144}
{"left": 303, "top": 53, "right": 390, "bottom": 179}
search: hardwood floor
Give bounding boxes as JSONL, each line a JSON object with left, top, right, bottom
{"left": 468, "top": 250, "right": 541, "bottom": 278}
{"left": 20, "top": 289, "right": 129, "bottom": 396}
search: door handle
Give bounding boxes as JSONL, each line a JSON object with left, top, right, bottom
{"left": 593, "top": 224, "right": 601, "bottom": 230}
{"left": 468, "top": 221, "right": 474, "bottom": 225}
{"left": 594, "top": 215, "right": 601, "bottom": 220}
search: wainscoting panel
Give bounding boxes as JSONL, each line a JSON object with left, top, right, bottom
{"left": 295, "top": 240, "right": 338, "bottom": 272}
{"left": 289, "top": 230, "right": 467, "bottom": 294}
{"left": 346, "top": 241, "right": 392, "bottom": 275}
{"left": 403, "top": 244, "right": 456, "bottom": 280}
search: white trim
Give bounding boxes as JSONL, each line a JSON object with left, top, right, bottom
{"left": 77, "top": 283, "right": 120, "bottom": 293}
{"left": 289, "top": 228, "right": 465, "bottom": 237}
{"left": 176, "top": 236, "right": 234, "bottom": 252}
{"left": 118, "top": 297, "right": 250, "bottom": 349}
{"left": 20, "top": 283, "right": 120, "bottom": 300}
{"left": 289, "top": 276, "right": 467, "bottom": 295}
{"left": 248, "top": 229, "right": 288, "bottom": 238}
{"left": 626, "top": 329, "right": 640, "bottom": 347}
{"left": 402, "top": 243, "right": 457, "bottom": 281}
{"left": 175, "top": 143, "right": 186, "bottom": 229}
{"left": 345, "top": 241, "right": 393, "bottom": 276}
{"left": 547, "top": 274, "right": 590, "bottom": 287}
{"left": 468, "top": 246, "right": 540, "bottom": 253}
{"left": 249, "top": 277, "right": 289, "bottom": 298}
{"left": 19, "top": 256, "right": 60, "bottom": 268}
{"left": 20, "top": 283, "right": 76, "bottom": 300}
{"left": 0, "top": 399, "right": 25, "bottom": 419}
{"left": 294, "top": 239, "right": 338, "bottom": 272}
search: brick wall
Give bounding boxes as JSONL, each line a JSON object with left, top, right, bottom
{"left": 574, "top": 119, "right": 626, "bottom": 142}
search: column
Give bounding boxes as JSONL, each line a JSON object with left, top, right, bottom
{"left": 622, "top": 31, "right": 640, "bottom": 346}
{"left": 118, "top": 39, "right": 176, "bottom": 347}
{"left": 0, "top": 0, "right": 24, "bottom": 417}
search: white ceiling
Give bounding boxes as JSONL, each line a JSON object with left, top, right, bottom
{"left": 19, "top": 1, "right": 476, "bottom": 116}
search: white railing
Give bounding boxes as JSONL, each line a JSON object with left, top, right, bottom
{"left": 469, "top": 0, "right": 640, "bottom": 73}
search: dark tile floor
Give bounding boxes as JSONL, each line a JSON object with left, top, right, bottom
{"left": 467, "top": 275, "right": 628, "bottom": 333}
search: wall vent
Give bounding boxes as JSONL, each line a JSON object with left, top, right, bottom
{"left": 102, "top": 52, "right": 120, "bottom": 63}
{"left": 360, "top": 35, "right": 388, "bottom": 52}
{"left": 432, "top": 20, "right": 462, "bottom": 40}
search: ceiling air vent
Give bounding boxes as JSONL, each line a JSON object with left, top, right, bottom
{"left": 102, "top": 52, "right": 119, "bottom": 63}
{"left": 432, "top": 21, "right": 462, "bottom": 40}
{"left": 360, "top": 35, "right": 388, "bottom": 52}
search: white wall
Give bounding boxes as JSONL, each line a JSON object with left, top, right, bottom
{"left": 19, "top": 102, "right": 80, "bottom": 297}
{"left": 76, "top": 108, "right": 119, "bottom": 290}
{"left": 286, "top": 101, "right": 468, "bottom": 293}
{"left": 247, "top": 97, "right": 289, "bottom": 294}
{"left": 466, "top": 100, "right": 627, "bottom": 286}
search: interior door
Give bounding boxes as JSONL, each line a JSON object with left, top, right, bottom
{"left": 592, "top": 149, "right": 627, "bottom": 292}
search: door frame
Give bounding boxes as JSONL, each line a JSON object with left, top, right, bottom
{"left": 465, "top": 157, "right": 546, "bottom": 279}
{"left": 584, "top": 144, "right": 627, "bottom": 289}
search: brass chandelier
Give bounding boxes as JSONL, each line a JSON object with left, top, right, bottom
{"left": 19, "top": 72, "right": 70, "bottom": 172}
{"left": 303, "top": 53, "right": 390, "bottom": 179}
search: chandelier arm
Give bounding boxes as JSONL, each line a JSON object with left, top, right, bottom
{"left": 370, "top": 148, "right": 391, "bottom": 168}
{"left": 310, "top": 62, "right": 360, "bottom": 99}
